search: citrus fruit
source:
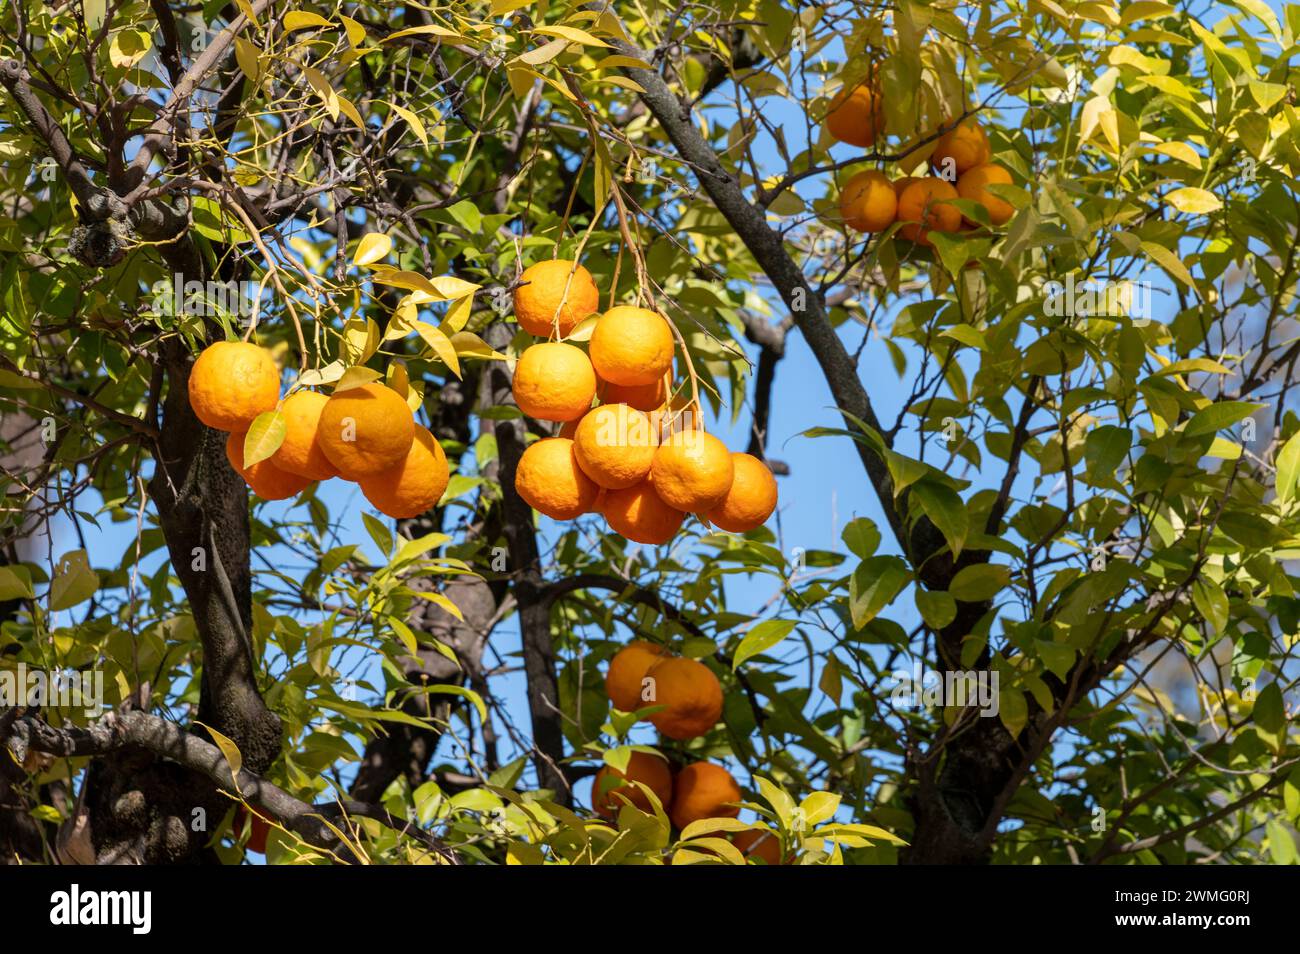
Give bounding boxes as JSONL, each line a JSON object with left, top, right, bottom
{"left": 589, "top": 306, "right": 674, "bottom": 387}
{"left": 650, "top": 430, "right": 735, "bottom": 512}
{"left": 732, "top": 828, "right": 783, "bottom": 865}
{"left": 597, "top": 374, "right": 667, "bottom": 412}
{"left": 515, "top": 437, "right": 599, "bottom": 520}
{"left": 513, "top": 259, "right": 600, "bottom": 337}
{"left": 669, "top": 762, "right": 742, "bottom": 829}
{"left": 956, "top": 162, "right": 1014, "bottom": 226}
{"left": 512, "top": 342, "right": 597, "bottom": 422}
{"left": 839, "top": 170, "right": 897, "bottom": 233}
{"left": 188, "top": 341, "right": 280, "bottom": 432}
{"left": 896, "top": 177, "right": 961, "bottom": 245}
{"left": 602, "top": 480, "right": 684, "bottom": 545}
{"left": 358, "top": 424, "right": 450, "bottom": 519}
{"left": 931, "top": 119, "right": 990, "bottom": 177}
{"left": 825, "top": 82, "right": 883, "bottom": 147}
{"left": 892, "top": 175, "right": 922, "bottom": 200}
{"left": 605, "top": 640, "right": 670, "bottom": 712}
{"left": 591, "top": 751, "right": 674, "bottom": 819}
{"left": 225, "top": 431, "right": 313, "bottom": 501}
{"left": 707, "top": 453, "right": 778, "bottom": 532}
{"left": 317, "top": 382, "right": 415, "bottom": 480}
{"left": 573, "top": 403, "right": 657, "bottom": 489}
{"left": 271, "top": 390, "right": 337, "bottom": 481}
{"left": 645, "top": 655, "right": 723, "bottom": 740}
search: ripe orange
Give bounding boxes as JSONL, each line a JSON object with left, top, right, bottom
{"left": 669, "top": 762, "right": 742, "bottom": 830}
{"left": 515, "top": 437, "right": 599, "bottom": 520}
{"left": 650, "top": 430, "right": 734, "bottom": 513}
{"left": 645, "top": 655, "right": 723, "bottom": 740}
{"left": 732, "top": 828, "right": 783, "bottom": 865}
{"left": 271, "top": 390, "right": 337, "bottom": 481}
{"left": 317, "top": 382, "right": 415, "bottom": 480}
{"left": 896, "top": 177, "right": 961, "bottom": 245}
{"left": 892, "top": 175, "right": 922, "bottom": 200}
{"left": 648, "top": 397, "right": 702, "bottom": 446}
{"left": 591, "top": 751, "right": 674, "bottom": 819}
{"left": 602, "top": 480, "right": 685, "bottom": 545}
{"left": 188, "top": 341, "right": 280, "bottom": 432}
{"left": 597, "top": 374, "right": 667, "bottom": 413}
{"left": 358, "top": 424, "right": 449, "bottom": 519}
{"left": 826, "top": 82, "right": 883, "bottom": 148}
{"left": 589, "top": 306, "right": 674, "bottom": 387}
{"left": 707, "top": 453, "right": 778, "bottom": 532}
{"left": 225, "top": 431, "right": 313, "bottom": 501}
{"left": 513, "top": 259, "right": 600, "bottom": 337}
{"left": 573, "top": 404, "right": 657, "bottom": 490}
{"left": 839, "top": 170, "right": 897, "bottom": 233}
{"left": 931, "top": 119, "right": 990, "bottom": 177}
{"left": 605, "top": 640, "right": 670, "bottom": 712}
{"left": 956, "top": 162, "right": 1014, "bottom": 226}
{"left": 512, "top": 342, "right": 597, "bottom": 422}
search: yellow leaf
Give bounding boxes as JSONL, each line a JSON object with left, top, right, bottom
{"left": 337, "top": 96, "right": 364, "bottom": 128}
{"left": 353, "top": 232, "right": 392, "bottom": 268}
{"left": 385, "top": 24, "right": 471, "bottom": 44}
{"left": 507, "top": 65, "right": 540, "bottom": 98}
{"left": 234, "top": 36, "right": 262, "bottom": 84}
{"left": 109, "top": 30, "right": 152, "bottom": 69}
{"left": 283, "top": 11, "right": 335, "bottom": 32}
{"left": 442, "top": 294, "right": 474, "bottom": 334}
{"left": 194, "top": 723, "right": 243, "bottom": 792}
{"left": 340, "top": 15, "right": 367, "bottom": 48}
{"left": 242, "top": 410, "right": 286, "bottom": 467}
{"left": 414, "top": 322, "right": 462, "bottom": 379}
{"left": 491, "top": 0, "right": 534, "bottom": 13}
{"left": 387, "top": 361, "right": 410, "bottom": 399}
{"left": 233, "top": 0, "right": 259, "bottom": 27}
{"left": 532, "top": 25, "right": 609, "bottom": 47}
{"left": 596, "top": 54, "right": 654, "bottom": 70}
{"left": 388, "top": 102, "right": 428, "bottom": 145}
{"left": 602, "top": 76, "right": 646, "bottom": 93}
{"left": 1165, "top": 186, "right": 1222, "bottom": 215}
{"left": 449, "top": 331, "right": 506, "bottom": 360}
{"left": 301, "top": 65, "right": 339, "bottom": 121}
{"left": 519, "top": 38, "right": 570, "bottom": 66}
{"left": 370, "top": 267, "right": 439, "bottom": 297}
{"left": 1150, "top": 141, "right": 1202, "bottom": 168}
{"left": 429, "top": 275, "right": 480, "bottom": 299}
{"left": 335, "top": 366, "right": 383, "bottom": 392}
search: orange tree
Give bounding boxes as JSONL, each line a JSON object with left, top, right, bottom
{"left": 1, "top": 0, "right": 1299, "bottom": 865}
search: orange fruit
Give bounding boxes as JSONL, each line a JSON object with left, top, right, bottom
{"left": 645, "top": 655, "right": 723, "bottom": 740}
{"left": 648, "top": 398, "right": 701, "bottom": 446}
{"left": 956, "top": 162, "right": 1015, "bottom": 226}
{"left": 358, "top": 424, "right": 450, "bottom": 519}
{"left": 589, "top": 306, "right": 675, "bottom": 387}
{"left": 602, "top": 480, "right": 685, "bottom": 545}
{"left": 573, "top": 404, "right": 657, "bottom": 489}
{"left": 188, "top": 341, "right": 279, "bottom": 432}
{"left": 515, "top": 437, "right": 599, "bottom": 520}
{"left": 271, "top": 390, "right": 337, "bottom": 481}
{"left": 892, "top": 175, "right": 922, "bottom": 200}
{"left": 732, "top": 828, "right": 783, "bottom": 865}
{"left": 896, "top": 177, "right": 961, "bottom": 245}
{"left": 591, "top": 751, "right": 674, "bottom": 819}
{"left": 597, "top": 374, "right": 667, "bottom": 413}
{"left": 225, "top": 431, "right": 313, "bottom": 501}
{"left": 650, "top": 430, "right": 735, "bottom": 512}
{"left": 513, "top": 259, "right": 600, "bottom": 337}
{"left": 512, "top": 342, "right": 597, "bottom": 422}
{"left": 707, "top": 453, "right": 778, "bottom": 532}
{"left": 930, "top": 119, "right": 990, "bottom": 178}
{"left": 839, "top": 170, "right": 897, "bottom": 233}
{"left": 826, "top": 82, "right": 883, "bottom": 148}
{"left": 317, "top": 383, "right": 414, "bottom": 480}
{"left": 669, "top": 762, "right": 742, "bottom": 829}
{"left": 605, "top": 640, "right": 670, "bottom": 712}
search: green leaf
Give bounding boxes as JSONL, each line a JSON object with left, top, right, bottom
{"left": 362, "top": 512, "right": 393, "bottom": 556}
{"left": 49, "top": 550, "right": 98, "bottom": 612}
{"left": 1084, "top": 425, "right": 1131, "bottom": 480}
{"left": 1276, "top": 430, "right": 1300, "bottom": 503}
{"left": 0, "top": 565, "right": 34, "bottom": 601}
{"left": 998, "top": 686, "right": 1028, "bottom": 740}
{"left": 948, "top": 564, "right": 1010, "bottom": 602}
{"left": 1164, "top": 187, "right": 1222, "bottom": 215}
{"left": 1191, "top": 577, "right": 1228, "bottom": 634}
{"left": 841, "top": 517, "right": 880, "bottom": 560}
{"left": 848, "top": 556, "right": 910, "bottom": 629}
{"left": 191, "top": 196, "right": 252, "bottom": 244}
{"left": 1253, "top": 682, "right": 1284, "bottom": 735}
{"left": 733, "top": 619, "right": 797, "bottom": 669}
{"left": 1184, "top": 401, "right": 1263, "bottom": 437}
{"left": 912, "top": 479, "right": 969, "bottom": 558}
{"left": 819, "top": 652, "right": 843, "bottom": 705}
{"left": 914, "top": 588, "right": 957, "bottom": 629}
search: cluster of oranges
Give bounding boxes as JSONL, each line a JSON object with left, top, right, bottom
{"left": 588, "top": 640, "right": 781, "bottom": 862}
{"left": 187, "top": 341, "right": 449, "bottom": 518}
{"left": 825, "top": 79, "right": 1013, "bottom": 244}
{"left": 509, "top": 260, "right": 779, "bottom": 545}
